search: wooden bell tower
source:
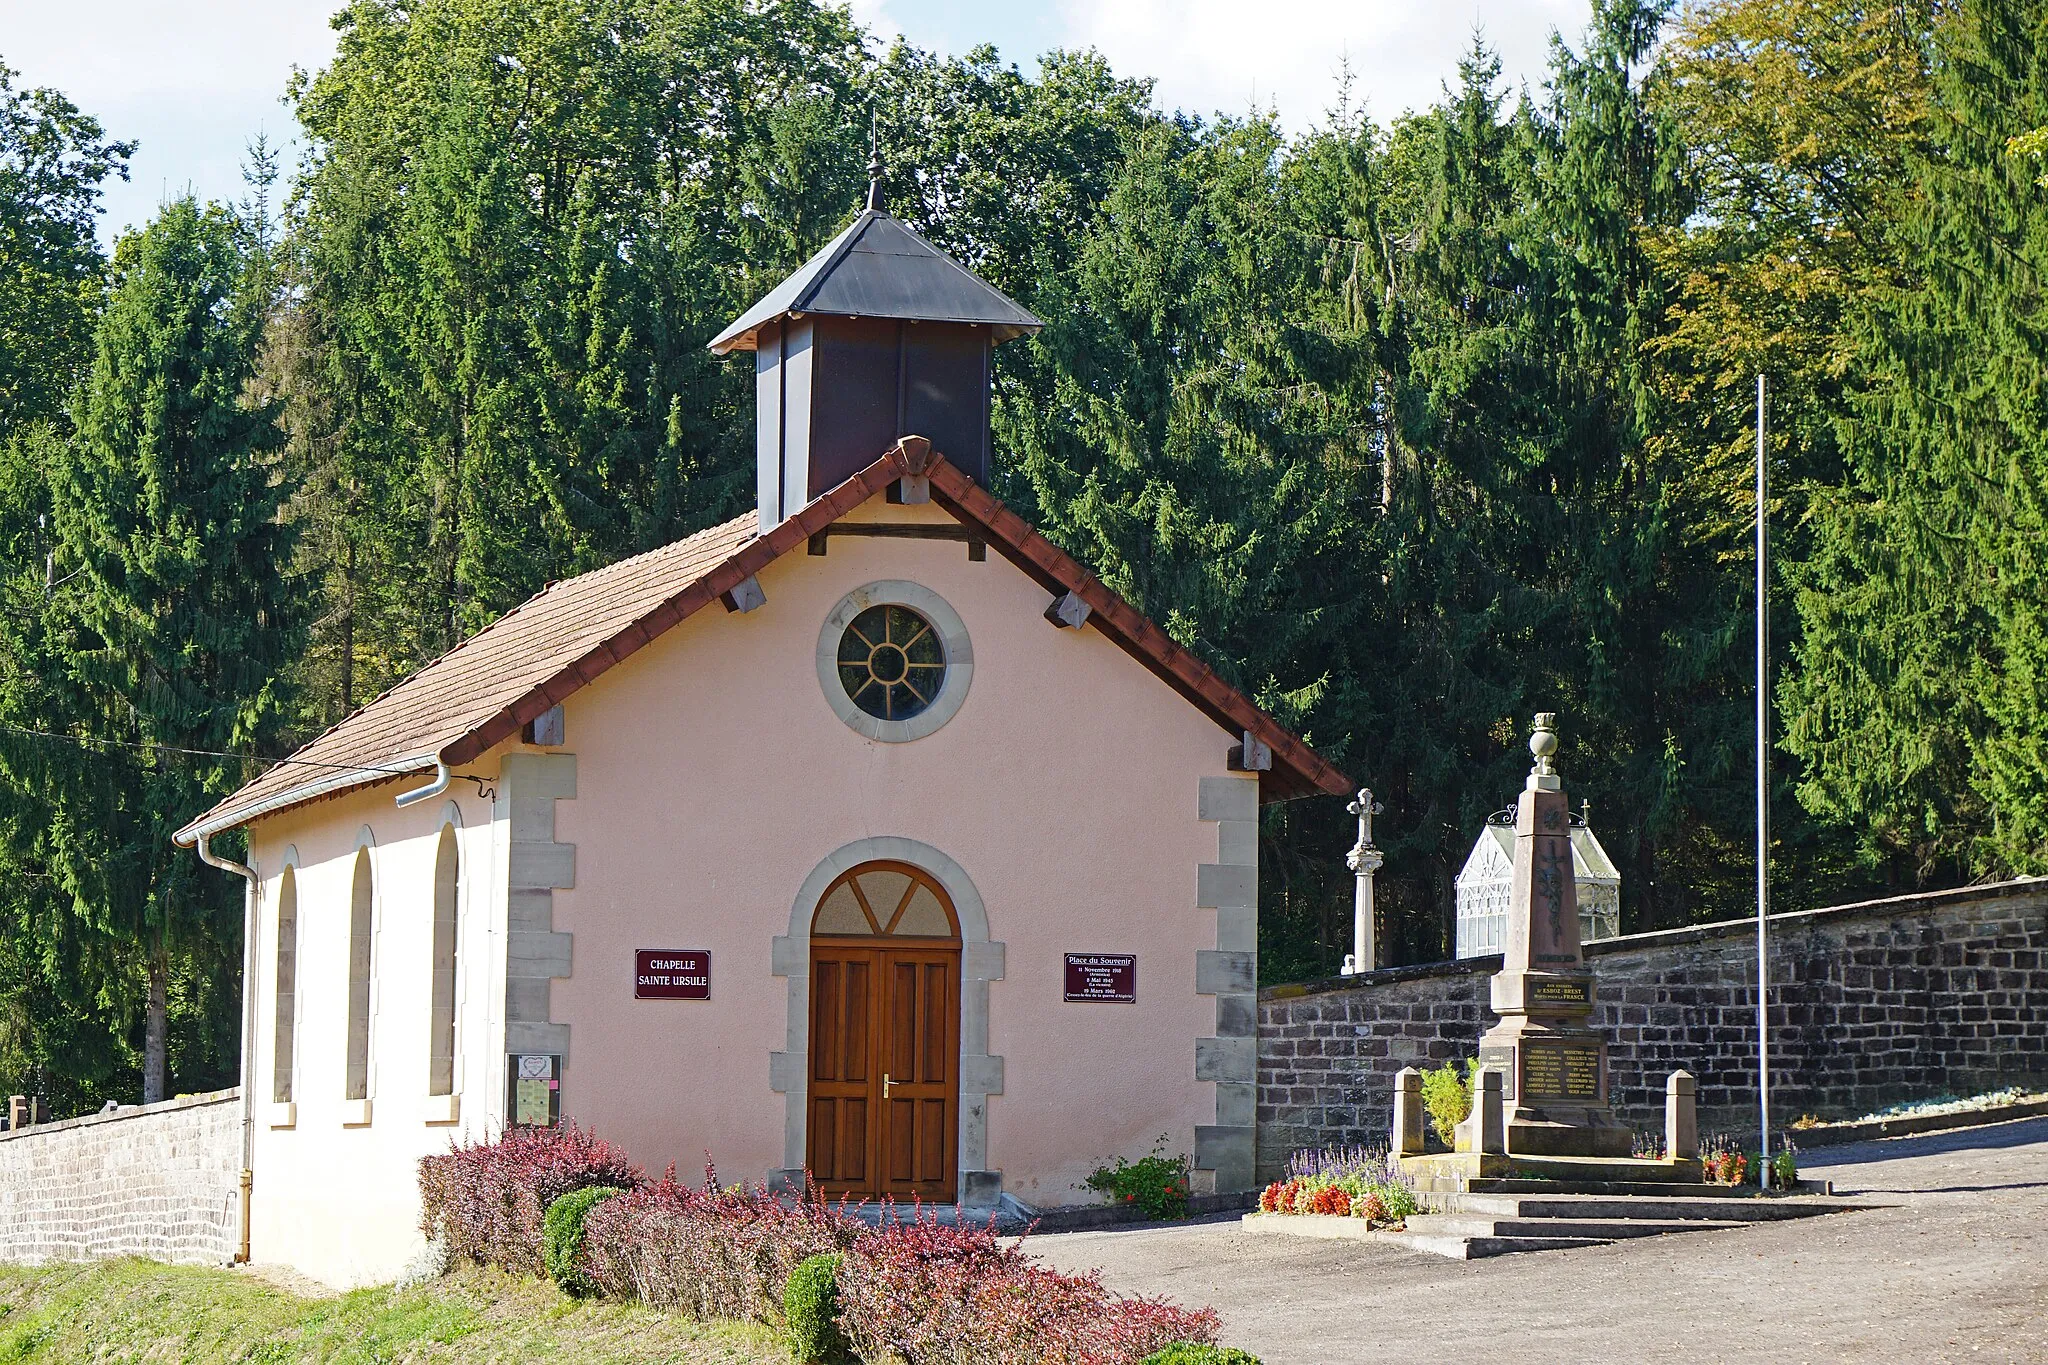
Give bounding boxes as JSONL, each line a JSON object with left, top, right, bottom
{"left": 710, "top": 164, "right": 1042, "bottom": 533}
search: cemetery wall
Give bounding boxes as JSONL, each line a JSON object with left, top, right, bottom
{"left": 0, "top": 1088, "right": 240, "bottom": 1265}
{"left": 1256, "top": 880, "right": 2048, "bottom": 1180}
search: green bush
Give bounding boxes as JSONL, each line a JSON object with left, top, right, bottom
{"left": 1420, "top": 1060, "right": 1475, "bottom": 1146}
{"left": 542, "top": 1187, "right": 621, "bottom": 1297}
{"left": 783, "top": 1253, "right": 850, "bottom": 1365}
{"left": 1083, "top": 1136, "right": 1192, "bottom": 1220}
{"left": 1140, "top": 1345, "right": 1262, "bottom": 1365}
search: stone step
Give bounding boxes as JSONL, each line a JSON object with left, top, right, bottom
{"left": 1381, "top": 1232, "right": 1615, "bottom": 1260}
{"left": 1445, "top": 1193, "right": 1843, "bottom": 1223}
{"left": 1464, "top": 1179, "right": 1756, "bottom": 1198}
{"left": 1405, "top": 1213, "right": 1749, "bottom": 1241}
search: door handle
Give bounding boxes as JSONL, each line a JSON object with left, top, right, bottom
{"left": 882, "top": 1073, "right": 900, "bottom": 1099}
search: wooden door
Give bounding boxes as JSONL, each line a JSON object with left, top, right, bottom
{"left": 806, "top": 861, "right": 962, "bottom": 1203}
{"left": 808, "top": 946, "right": 877, "bottom": 1193}
{"left": 876, "top": 947, "right": 958, "bottom": 1201}
{"left": 808, "top": 943, "right": 959, "bottom": 1202}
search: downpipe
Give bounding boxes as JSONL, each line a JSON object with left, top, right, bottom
{"left": 394, "top": 760, "right": 451, "bottom": 808}
{"left": 191, "top": 831, "right": 259, "bottom": 1265}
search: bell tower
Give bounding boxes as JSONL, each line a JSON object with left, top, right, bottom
{"left": 709, "top": 152, "right": 1042, "bottom": 533}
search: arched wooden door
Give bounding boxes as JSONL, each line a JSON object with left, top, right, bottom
{"left": 807, "top": 861, "right": 961, "bottom": 1202}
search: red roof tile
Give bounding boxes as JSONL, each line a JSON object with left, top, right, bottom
{"left": 177, "top": 443, "right": 1348, "bottom": 841}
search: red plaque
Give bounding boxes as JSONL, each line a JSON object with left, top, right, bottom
{"left": 1064, "top": 953, "right": 1136, "bottom": 1003}
{"left": 635, "top": 949, "right": 711, "bottom": 1000}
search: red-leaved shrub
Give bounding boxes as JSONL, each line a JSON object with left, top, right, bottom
{"left": 834, "top": 1206, "right": 1219, "bottom": 1365}
{"left": 418, "top": 1121, "right": 642, "bottom": 1273}
{"left": 580, "top": 1166, "right": 863, "bottom": 1320}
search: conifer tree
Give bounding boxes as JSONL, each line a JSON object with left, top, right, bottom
{"left": 1786, "top": 0, "right": 2048, "bottom": 876}
{"left": 42, "top": 195, "right": 293, "bottom": 1102}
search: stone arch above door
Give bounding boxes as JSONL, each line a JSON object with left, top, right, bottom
{"left": 770, "top": 836, "right": 1006, "bottom": 1208}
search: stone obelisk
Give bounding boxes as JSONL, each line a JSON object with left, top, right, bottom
{"left": 1467, "top": 714, "right": 1631, "bottom": 1157}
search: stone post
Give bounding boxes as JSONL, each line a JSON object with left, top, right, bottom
{"left": 1467, "top": 1067, "right": 1506, "bottom": 1156}
{"left": 1341, "top": 789, "right": 1384, "bottom": 975}
{"left": 1665, "top": 1070, "right": 1698, "bottom": 1162}
{"left": 1392, "top": 1067, "right": 1426, "bottom": 1156}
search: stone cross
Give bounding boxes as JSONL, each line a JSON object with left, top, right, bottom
{"left": 1342, "top": 788, "right": 1385, "bottom": 975}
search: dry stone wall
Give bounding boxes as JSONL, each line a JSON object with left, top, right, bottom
{"left": 1257, "top": 881, "right": 2048, "bottom": 1180}
{"left": 0, "top": 1088, "right": 240, "bottom": 1265}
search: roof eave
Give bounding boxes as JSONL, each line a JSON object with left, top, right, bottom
{"left": 172, "top": 754, "right": 438, "bottom": 845}
{"left": 188, "top": 439, "right": 1348, "bottom": 837}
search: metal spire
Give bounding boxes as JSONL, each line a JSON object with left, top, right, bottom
{"left": 866, "top": 113, "right": 885, "bottom": 213}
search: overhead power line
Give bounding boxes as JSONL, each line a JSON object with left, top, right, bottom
{"left": 0, "top": 721, "right": 424, "bottom": 784}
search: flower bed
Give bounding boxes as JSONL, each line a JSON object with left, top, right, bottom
{"left": 416, "top": 1128, "right": 1220, "bottom": 1365}
{"left": 1256, "top": 1144, "right": 1419, "bottom": 1229}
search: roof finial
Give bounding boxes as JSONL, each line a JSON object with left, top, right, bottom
{"left": 866, "top": 111, "right": 885, "bottom": 213}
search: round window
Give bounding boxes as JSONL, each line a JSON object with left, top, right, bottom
{"left": 836, "top": 604, "right": 946, "bottom": 721}
{"left": 816, "top": 581, "right": 973, "bottom": 742}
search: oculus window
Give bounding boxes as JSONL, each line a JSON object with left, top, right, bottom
{"left": 816, "top": 582, "right": 973, "bottom": 743}
{"left": 837, "top": 604, "right": 946, "bottom": 721}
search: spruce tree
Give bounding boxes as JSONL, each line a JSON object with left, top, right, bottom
{"left": 45, "top": 195, "right": 294, "bottom": 1102}
{"left": 1786, "top": 0, "right": 2048, "bottom": 875}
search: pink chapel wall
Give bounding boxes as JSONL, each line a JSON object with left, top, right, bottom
{"left": 232, "top": 492, "right": 1255, "bottom": 1287}
{"left": 548, "top": 495, "right": 1240, "bottom": 1210}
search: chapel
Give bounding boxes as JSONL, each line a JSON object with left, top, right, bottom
{"left": 176, "top": 180, "right": 1350, "bottom": 1287}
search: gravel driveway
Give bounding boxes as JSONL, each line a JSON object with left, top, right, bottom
{"left": 1029, "top": 1116, "right": 2048, "bottom": 1364}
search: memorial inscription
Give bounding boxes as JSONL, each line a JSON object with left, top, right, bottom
{"left": 1521, "top": 1043, "right": 1602, "bottom": 1101}
{"left": 1531, "top": 979, "right": 1590, "bottom": 1006}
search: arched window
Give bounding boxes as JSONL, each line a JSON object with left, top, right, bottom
{"left": 811, "top": 862, "right": 960, "bottom": 940}
{"left": 345, "top": 848, "right": 373, "bottom": 1102}
{"left": 271, "top": 866, "right": 297, "bottom": 1105}
{"left": 428, "top": 825, "right": 459, "bottom": 1097}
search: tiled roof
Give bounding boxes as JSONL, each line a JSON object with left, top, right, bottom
{"left": 708, "top": 211, "right": 1042, "bottom": 354}
{"left": 174, "top": 514, "right": 758, "bottom": 839}
{"left": 177, "top": 442, "right": 1350, "bottom": 841}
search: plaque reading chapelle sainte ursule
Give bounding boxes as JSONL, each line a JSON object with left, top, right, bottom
{"left": 635, "top": 949, "right": 711, "bottom": 1000}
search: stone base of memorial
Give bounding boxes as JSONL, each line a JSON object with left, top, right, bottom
{"left": 1397, "top": 1152, "right": 1705, "bottom": 1195}
{"left": 1478, "top": 1013, "right": 1635, "bottom": 1158}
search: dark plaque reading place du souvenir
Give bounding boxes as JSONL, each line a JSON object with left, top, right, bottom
{"left": 635, "top": 949, "right": 711, "bottom": 1000}
{"left": 1064, "top": 953, "right": 1137, "bottom": 1003}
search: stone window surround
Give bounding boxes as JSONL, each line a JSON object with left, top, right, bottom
{"left": 769, "top": 836, "right": 1007, "bottom": 1209}
{"left": 815, "top": 581, "right": 974, "bottom": 743}
{"left": 267, "top": 846, "right": 303, "bottom": 1130}
{"left": 424, "top": 802, "right": 467, "bottom": 1124}
{"left": 340, "top": 827, "right": 381, "bottom": 1127}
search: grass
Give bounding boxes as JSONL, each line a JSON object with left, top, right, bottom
{"left": 0, "top": 1259, "right": 785, "bottom": 1363}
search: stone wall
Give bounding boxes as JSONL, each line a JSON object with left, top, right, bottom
{"left": 1257, "top": 881, "right": 2048, "bottom": 1180}
{"left": 0, "top": 1089, "right": 241, "bottom": 1266}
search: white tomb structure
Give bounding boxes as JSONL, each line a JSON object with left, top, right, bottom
{"left": 1454, "top": 805, "right": 1621, "bottom": 959}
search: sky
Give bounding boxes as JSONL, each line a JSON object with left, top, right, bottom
{"left": 0, "top": 0, "right": 1587, "bottom": 243}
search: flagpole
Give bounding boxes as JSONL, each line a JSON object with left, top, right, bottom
{"left": 1755, "top": 373, "right": 1772, "bottom": 1188}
